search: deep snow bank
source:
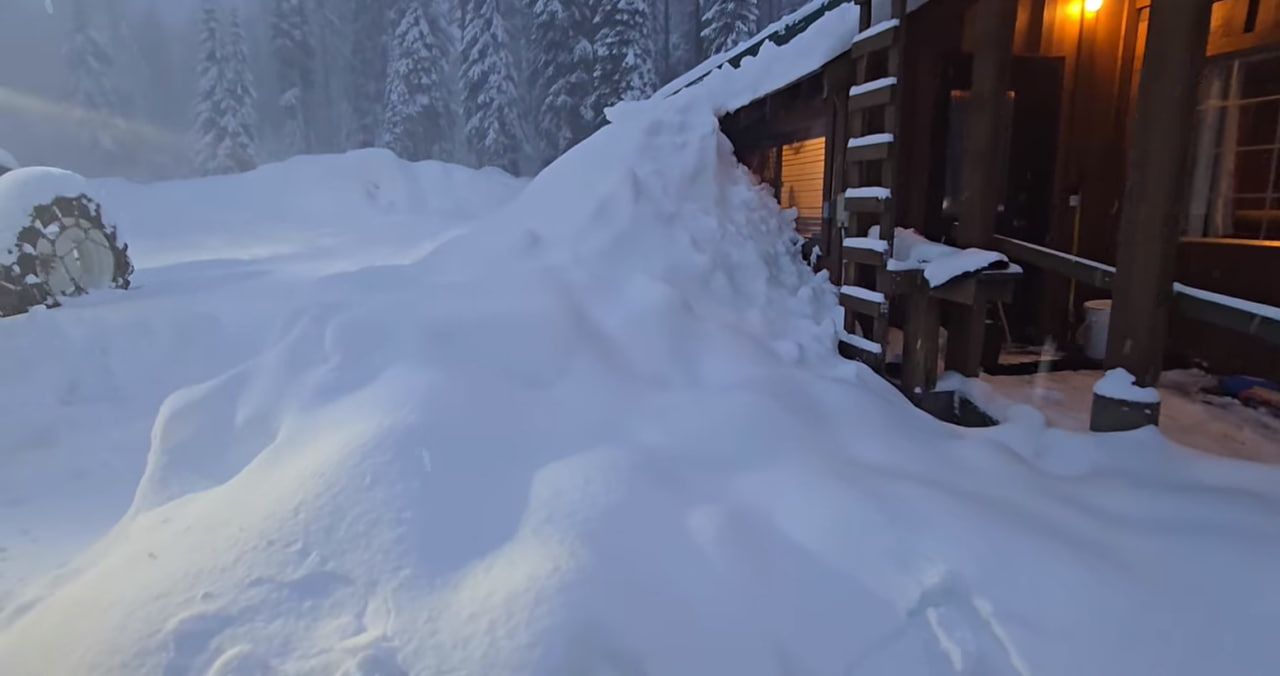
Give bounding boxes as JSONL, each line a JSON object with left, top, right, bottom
{"left": 3, "top": 111, "right": 1280, "bottom": 676}
{"left": 0, "top": 149, "right": 525, "bottom": 607}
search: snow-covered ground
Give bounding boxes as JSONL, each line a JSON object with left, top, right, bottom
{"left": 2, "top": 109, "right": 1280, "bottom": 676}
{"left": 979, "top": 369, "right": 1280, "bottom": 465}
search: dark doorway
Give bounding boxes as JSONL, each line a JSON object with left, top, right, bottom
{"left": 929, "top": 53, "right": 1065, "bottom": 345}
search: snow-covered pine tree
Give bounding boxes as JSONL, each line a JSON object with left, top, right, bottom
{"left": 66, "top": 0, "right": 123, "bottom": 162}
{"left": 756, "top": 0, "right": 777, "bottom": 31}
{"left": 381, "top": 1, "right": 453, "bottom": 162}
{"left": 668, "top": 0, "right": 703, "bottom": 80}
{"left": 193, "top": 1, "right": 228, "bottom": 175}
{"left": 527, "top": 0, "right": 595, "bottom": 165}
{"left": 346, "top": 0, "right": 396, "bottom": 149}
{"left": 701, "top": 0, "right": 758, "bottom": 59}
{"left": 269, "top": 0, "right": 316, "bottom": 157}
{"left": 218, "top": 8, "right": 258, "bottom": 173}
{"left": 460, "top": 0, "right": 523, "bottom": 174}
{"left": 590, "top": 0, "right": 659, "bottom": 124}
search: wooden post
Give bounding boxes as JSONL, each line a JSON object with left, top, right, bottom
{"left": 956, "top": 0, "right": 1019, "bottom": 250}
{"left": 901, "top": 291, "right": 941, "bottom": 398}
{"left": 1094, "top": 0, "right": 1213, "bottom": 432}
{"left": 1105, "top": 0, "right": 1212, "bottom": 389}
{"left": 946, "top": 0, "right": 1018, "bottom": 378}
{"left": 824, "top": 60, "right": 854, "bottom": 284}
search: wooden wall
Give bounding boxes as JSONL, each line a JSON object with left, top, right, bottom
{"left": 1034, "top": 0, "right": 1280, "bottom": 379}
{"left": 779, "top": 137, "right": 827, "bottom": 237}
{"left": 896, "top": 0, "right": 974, "bottom": 236}
{"left": 1034, "top": 0, "right": 1141, "bottom": 337}
{"left": 1207, "top": 0, "right": 1280, "bottom": 56}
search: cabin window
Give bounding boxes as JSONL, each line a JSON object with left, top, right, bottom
{"left": 778, "top": 137, "right": 826, "bottom": 239}
{"left": 1188, "top": 49, "right": 1280, "bottom": 240}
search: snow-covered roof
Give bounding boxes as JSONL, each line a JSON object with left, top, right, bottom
{"left": 656, "top": 0, "right": 933, "bottom": 103}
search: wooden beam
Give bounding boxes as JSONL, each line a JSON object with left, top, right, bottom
{"left": 992, "top": 235, "right": 1116, "bottom": 290}
{"left": 956, "top": 0, "right": 1019, "bottom": 249}
{"left": 849, "top": 23, "right": 897, "bottom": 59}
{"left": 1174, "top": 287, "right": 1280, "bottom": 347}
{"left": 901, "top": 291, "right": 941, "bottom": 396}
{"left": 1106, "top": 0, "right": 1213, "bottom": 388}
{"left": 842, "top": 242, "right": 889, "bottom": 266}
{"left": 848, "top": 82, "right": 896, "bottom": 111}
{"left": 824, "top": 59, "right": 854, "bottom": 284}
{"left": 855, "top": 0, "right": 872, "bottom": 31}
{"left": 996, "top": 235, "right": 1280, "bottom": 347}
{"left": 840, "top": 285, "right": 888, "bottom": 318}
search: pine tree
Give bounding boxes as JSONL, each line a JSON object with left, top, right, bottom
{"left": 527, "top": 0, "right": 595, "bottom": 164}
{"left": 66, "top": 0, "right": 123, "bottom": 161}
{"left": 590, "top": 0, "right": 659, "bottom": 123}
{"left": 381, "top": 1, "right": 453, "bottom": 162}
{"left": 460, "top": 0, "right": 523, "bottom": 174}
{"left": 701, "top": 0, "right": 758, "bottom": 59}
{"left": 193, "top": 1, "right": 228, "bottom": 175}
{"left": 219, "top": 8, "right": 258, "bottom": 173}
{"left": 347, "top": 0, "right": 396, "bottom": 149}
{"left": 309, "top": 0, "right": 349, "bottom": 153}
{"left": 270, "top": 0, "right": 316, "bottom": 157}
{"left": 677, "top": 0, "right": 703, "bottom": 75}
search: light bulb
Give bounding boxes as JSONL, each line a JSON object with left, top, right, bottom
{"left": 1084, "top": 0, "right": 1103, "bottom": 12}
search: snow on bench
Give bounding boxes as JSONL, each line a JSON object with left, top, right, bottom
{"left": 869, "top": 226, "right": 1012, "bottom": 288}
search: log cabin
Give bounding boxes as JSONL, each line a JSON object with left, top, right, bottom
{"left": 661, "top": 0, "right": 1280, "bottom": 430}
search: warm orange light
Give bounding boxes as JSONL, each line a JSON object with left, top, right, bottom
{"left": 1084, "top": 0, "right": 1103, "bottom": 12}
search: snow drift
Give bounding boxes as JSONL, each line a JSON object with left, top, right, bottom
{"left": 3, "top": 66, "right": 1280, "bottom": 676}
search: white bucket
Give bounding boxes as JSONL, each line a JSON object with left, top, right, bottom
{"left": 1081, "top": 299, "right": 1112, "bottom": 361}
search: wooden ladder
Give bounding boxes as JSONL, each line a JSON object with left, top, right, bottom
{"left": 835, "top": 0, "right": 907, "bottom": 373}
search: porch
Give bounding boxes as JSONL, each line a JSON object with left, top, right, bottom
{"left": 724, "top": 0, "right": 1280, "bottom": 434}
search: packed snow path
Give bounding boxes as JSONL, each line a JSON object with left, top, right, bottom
{"left": 2, "top": 119, "right": 1280, "bottom": 675}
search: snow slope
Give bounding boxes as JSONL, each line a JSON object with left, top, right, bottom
{"left": 3, "top": 104, "right": 1280, "bottom": 676}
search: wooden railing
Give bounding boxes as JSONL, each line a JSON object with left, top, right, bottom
{"left": 992, "top": 235, "right": 1280, "bottom": 347}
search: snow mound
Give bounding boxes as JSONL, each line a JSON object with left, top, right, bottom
{"left": 95, "top": 147, "right": 527, "bottom": 271}
{"left": 2, "top": 107, "right": 1280, "bottom": 676}
{"left": 0, "top": 167, "right": 99, "bottom": 264}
